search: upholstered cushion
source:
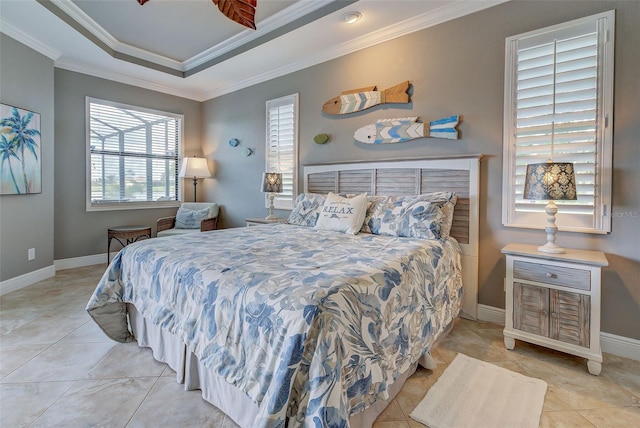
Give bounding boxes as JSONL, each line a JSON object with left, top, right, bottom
{"left": 175, "top": 206, "right": 211, "bottom": 229}
{"left": 157, "top": 227, "right": 202, "bottom": 237}
{"left": 315, "top": 193, "right": 368, "bottom": 235}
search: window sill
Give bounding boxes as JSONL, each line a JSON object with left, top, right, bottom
{"left": 86, "top": 201, "right": 181, "bottom": 212}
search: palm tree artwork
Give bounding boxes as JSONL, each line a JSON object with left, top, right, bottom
{"left": 0, "top": 104, "right": 41, "bottom": 195}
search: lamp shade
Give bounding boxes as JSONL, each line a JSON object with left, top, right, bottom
{"left": 262, "top": 172, "right": 282, "bottom": 193}
{"left": 179, "top": 157, "right": 212, "bottom": 179}
{"left": 523, "top": 162, "right": 577, "bottom": 201}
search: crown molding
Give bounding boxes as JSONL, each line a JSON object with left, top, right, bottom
{"left": 201, "top": 0, "right": 509, "bottom": 99}
{"left": 49, "top": 0, "right": 183, "bottom": 71}
{"left": 184, "top": 0, "right": 334, "bottom": 70}
{"left": 51, "top": 0, "right": 117, "bottom": 46}
{"left": 0, "top": 19, "right": 62, "bottom": 60}
{"left": 54, "top": 58, "right": 204, "bottom": 101}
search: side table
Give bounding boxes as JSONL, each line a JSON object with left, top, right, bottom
{"left": 107, "top": 225, "right": 152, "bottom": 264}
{"left": 245, "top": 217, "right": 287, "bottom": 226}
{"left": 502, "top": 243, "right": 608, "bottom": 375}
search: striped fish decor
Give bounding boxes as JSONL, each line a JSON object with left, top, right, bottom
{"left": 354, "top": 115, "right": 460, "bottom": 144}
{"left": 322, "top": 81, "right": 410, "bottom": 115}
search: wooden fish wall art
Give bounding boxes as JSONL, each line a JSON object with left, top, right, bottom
{"left": 354, "top": 115, "right": 460, "bottom": 144}
{"left": 322, "top": 81, "right": 410, "bottom": 115}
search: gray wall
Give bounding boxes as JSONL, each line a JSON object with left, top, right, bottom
{"left": 54, "top": 69, "right": 203, "bottom": 260}
{"left": 203, "top": 0, "right": 640, "bottom": 339}
{"left": 0, "top": 35, "right": 55, "bottom": 281}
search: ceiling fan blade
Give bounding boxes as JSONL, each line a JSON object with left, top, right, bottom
{"left": 136, "top": 0, "right": 256, "bottom": 30}
{"left": 213, "top": 0, "right": 257, "bottom": 30}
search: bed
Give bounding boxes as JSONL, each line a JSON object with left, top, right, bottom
{"left": 87, "top": 156, "right": 481, "bottom": 427}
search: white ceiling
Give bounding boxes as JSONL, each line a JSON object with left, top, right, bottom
{"left": 0, "top": 0, "right": 508, "bottom": 101}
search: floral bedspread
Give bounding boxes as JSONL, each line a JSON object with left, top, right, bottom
{"left": 87, "top": 224, "right": 462, "bottom": 427}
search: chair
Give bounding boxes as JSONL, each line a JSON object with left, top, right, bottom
{"left": 156, "top": 202, "right": 219, "bottom": 237}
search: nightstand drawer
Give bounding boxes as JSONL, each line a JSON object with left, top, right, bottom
{"left": 513, "top": 260, "right": 591, "bottom": 291}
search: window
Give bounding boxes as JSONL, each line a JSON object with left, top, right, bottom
{"left": 502, "top": 11, "right": 614, "bottom": 233}
{"left": 86, "top": 98, "right": 183, "bottom": 211}
{"left": 266, "top": 93, "right": 299, "bottom": 210}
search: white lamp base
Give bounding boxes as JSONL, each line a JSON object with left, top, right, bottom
{"left": 538, "top": 242, "right": 567, "bottom": 254}
{"left": 538, "top": 200, "right": 567, "bottom": 254}
{"left": 265, "top": 193, "right": 277, "bottom": 220}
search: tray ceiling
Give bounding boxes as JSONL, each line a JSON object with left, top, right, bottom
{"left": 0, "top": 0, "right": 509, "bottom": 101}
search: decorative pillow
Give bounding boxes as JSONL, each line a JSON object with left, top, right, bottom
{"left": 287, "top": 193, "right": 328, "bottom": 227}
{"left": 175, "top": 206, "right": 210, "bottom": 229}
{"left": 362, "top": 193, "right": 456, "bottom": 240}
{"left": 437, "top": 192, "right": 458, "bottom": 238}
{"left": 360, "top": 196, "right": 389, "bottom": 234}
{"left": 315, "top": 192, "right": 368, "bottom": 235}
{"left": 362, "top": 192, "right": 457, "bottom": 238}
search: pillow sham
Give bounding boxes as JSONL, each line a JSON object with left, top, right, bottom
{"left": 287, "top": 193, "right": 328, "bottom": 227}
{"left": 315, "top": 192, "right": 368, "bottom": 235}
{"left": 175, "top": 206, "right": 210, "bottom": 229}
{"left": 362, "top": 192, "right": 457, "bottom": 240}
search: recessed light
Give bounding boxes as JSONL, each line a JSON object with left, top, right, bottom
{"left": 342, "top": 11, "right": 362, "bottom": 24}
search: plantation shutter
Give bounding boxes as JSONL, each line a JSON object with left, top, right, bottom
{"left": 503, "top": 11, "right": 613, "bottom": 233}
{"left": 87, "top": 98, "right": 182, "bottom": 209}
{"left": 266, "top": 94, "right": 298, "bottom": 210}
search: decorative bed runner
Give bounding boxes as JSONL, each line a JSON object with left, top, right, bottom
{"left": 410, "top": 353, "right": 547, "bottom": 428}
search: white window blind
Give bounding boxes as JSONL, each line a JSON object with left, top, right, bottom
{"left": 502, "top": 11, "right": 614, "bottom": 233}
{"left": 266, "top": 94, "right": 299, "bottom": 210}
{"left": 86, "top": 98, "right": 183, "bottom": 211}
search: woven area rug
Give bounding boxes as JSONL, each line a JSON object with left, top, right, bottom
{"left": 410, "top": 353, "right": 547, "bottom": 428}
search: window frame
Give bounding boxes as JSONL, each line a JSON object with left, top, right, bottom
{"left": 85, "top": 97, "right": 184, "bottom": 212}
{"left": 501, "top": 10, "right": 614, "bottom": 234}
{"left": 265, "top": 93, "right": 299, "bottom": 211}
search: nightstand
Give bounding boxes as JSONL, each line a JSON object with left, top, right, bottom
{"left": 245, "top": 217, "right": 287, "bottom": 227}
{"left": 501, "top": 243, "right": 608, "bottom": 375}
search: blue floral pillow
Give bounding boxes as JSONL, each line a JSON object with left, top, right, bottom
{"left": 287, "top": 193, "right": 328, "bottom": 227}
{"left": 362, "top": 193, "right": 456, "bottom": 240}
{"left": 175, "top": 206, "right": 210, "bottom": 229}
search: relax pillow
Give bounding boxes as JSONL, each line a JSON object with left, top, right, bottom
{"left": 315, "top": 192, "right": 368, "bottom": 235}
{"left": 287, "top": 193, "right": 328, "bottom": 227}
{"left": 175, "top": 206, "right": 210, "bottom": 229}
{"left": 362, "top": 193, "right": 456, "bottom": 240}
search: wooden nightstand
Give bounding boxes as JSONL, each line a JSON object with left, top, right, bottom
{"left": 501, "top": 243, "right": 608, "bottom": 375}
{"left": 245, "top": 217, "right": 287, "bottom": 227}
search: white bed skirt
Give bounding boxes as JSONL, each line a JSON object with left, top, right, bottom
{"left": 128, "top": 303, "right": 439, "bottom": 428}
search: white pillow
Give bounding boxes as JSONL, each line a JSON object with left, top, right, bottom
{"left": 315, "top": 192, "right": 368, "bottom": 235}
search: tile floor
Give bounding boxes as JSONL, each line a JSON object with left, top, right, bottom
{"left": 1, "top": 265, "right": 638, "bottom": 427}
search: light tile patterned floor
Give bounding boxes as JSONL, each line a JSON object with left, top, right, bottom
{"left": 1, "top": 265, "right": 638, "bottom": 427}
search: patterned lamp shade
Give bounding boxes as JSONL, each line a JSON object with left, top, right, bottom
{"left": 262, "top": 172, "right": 282, "bottom": 193}
{"left": 523, "top": 162, "right": 577, "bottom": 201}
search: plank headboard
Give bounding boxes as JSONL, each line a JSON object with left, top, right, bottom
{"left": 303, "top": 155, "right": 482, "bottom": 320}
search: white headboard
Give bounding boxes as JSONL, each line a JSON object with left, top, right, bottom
{"left": 303, "top": 155, "right": 482, "bottom": 320}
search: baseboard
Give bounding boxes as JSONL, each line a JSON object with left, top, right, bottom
{"left": 600, "top": 332, "right": 640, "bottom": 362}
{"left": 477, "top": 304, "right": 505, "bottom": 325}
{"left": 477, "top": 304, "right": 640, "bottom": 362}
{"left": 54, "top": 253, "right": 111, "bottom": 271}
{"left": 0, "top": 265, "right": 56, "bottom": 296}
{"left": 1, "top": 254, "right": 109, "bottom": 296}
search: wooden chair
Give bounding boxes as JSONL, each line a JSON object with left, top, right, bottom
{"left": 156, "top": 203, "right": 219, "bottom": 237}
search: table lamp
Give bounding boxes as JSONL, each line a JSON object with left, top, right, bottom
{"left": 523, "top": 162, "right": 577, "bottom": 254}
{"left": 179, "top": 157, "right": 211, "bottom": 202}
{"left": 262, "top": 172, "right": 282, "bottom": 220}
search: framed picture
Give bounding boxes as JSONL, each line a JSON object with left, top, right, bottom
{"left": 1, "top": 103, "right": 42, "bottom": 195}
